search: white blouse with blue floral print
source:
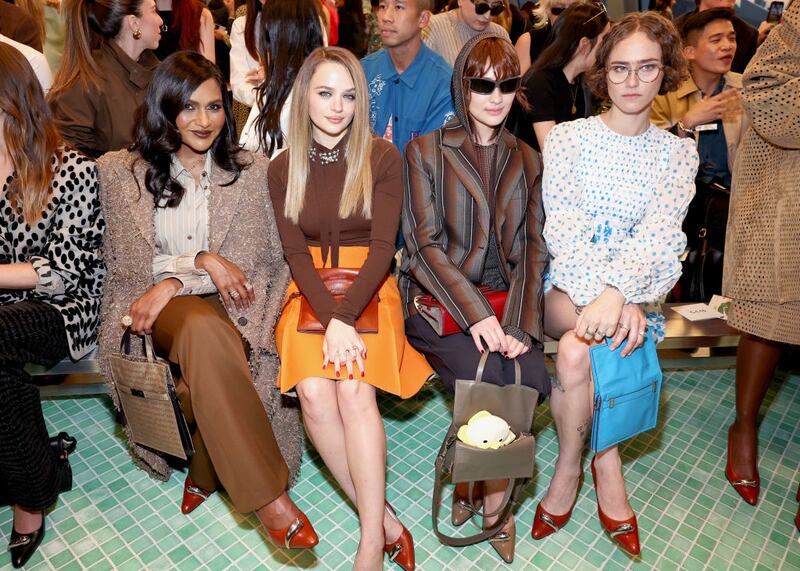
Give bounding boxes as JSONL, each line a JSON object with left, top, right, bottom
{"left": 541, "top": 116, "right": 698, "bottom": 342}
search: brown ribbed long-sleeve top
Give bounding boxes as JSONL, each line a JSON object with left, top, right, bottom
{"left": 268, "top": 135, "right": 403, "bottom": 328}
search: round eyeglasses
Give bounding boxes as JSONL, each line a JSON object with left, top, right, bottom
{"left": 606, "top": 63, "right": 664, "bottom": 84}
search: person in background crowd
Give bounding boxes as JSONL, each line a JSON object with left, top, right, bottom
{"left": 401, "top": 33, "right": 550, "bottom": 564}
{"left": 423, "top": 0, "right": 510, "bottom": 66}
{"left": 362, "top": 0, "right": 454, "bottom": 156}
{"left": 651, "top": 8, "right": 746, "bottom": 302}
{"left": 721, "top": 0, "right": 800, "bottom": 532}
{"left": 97, "top": 50, "right": 319, "bottom": 549}
{"left": 338, "top": 0, "right": 368, "bottom": 57}
{"left": 270, "top": 46, "right": 428, "bottom": 571}
{"left": 674, "top": 0, "right": 773, "bottom": 74}
{"left": 365, "top": 0, "right": 384, "bottom": 54}
{"left": 0, "top": 34, "right": 53, "bottom": 92}
{"left": 229, "top": 0, "right": 264, "bottom": 108}
{"left": 534, "top": 12, "right": 695, "bottom": 556}
{"left": 514, "top": 0, "right": 580, "bottom": 76}
{"left": 508, "top": 1, "right": 609, "bottom": 151}
{"left": 0, "top": 43, "right": 104, "bottom": 569}
{"left": 48, "top": 0, "right": 161, "bottom": 158}
{"left": 495, "top": 0, "right": 527, "bottom": 43}
{"left": 239, "top": 0, "right": 325, "bottom": 156}
{"left": 153, "top": 0, "right": 215, "bottom": 62}
{"left": 320, "top": 0, "right": 340, "bottom": 45}
{"left": 650, "top": 0, "right": 677, "bottom": 20}
{"left": 0, "top": 0, "right": 44, "bottom": 51}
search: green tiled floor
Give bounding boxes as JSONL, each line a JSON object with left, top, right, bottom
{"left": 2, "top": 369, "right": 798, "bottom": 570}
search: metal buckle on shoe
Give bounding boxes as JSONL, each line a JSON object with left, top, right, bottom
{"left": 8, "top": 536, "right": 31, "bottom": 549}
{"left": 539, "top": 511, "right": 559, "bottom": 532}
{"left": 609, "top": 523, "right": 635, "bottom": 538}
{"left": 730, "top": 478, "right": 758, "bottom": 487}
{"left": 489, "top": 531, "right": 511, "bottom": 543}
{"left": 284, "top": 517, "right": 304, "bottom": 548}
{"left": 457, "top": 498, "right": 481, "bottom": 515}
{"left": 186, "top": 485, "right": 211, "bottom": 498}
{"left": 387, "top": 543, "right": 403, "bottom": 561}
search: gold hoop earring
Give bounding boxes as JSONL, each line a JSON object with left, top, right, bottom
{"left": 132, "top": 28, "right": 142, "bottom": 40}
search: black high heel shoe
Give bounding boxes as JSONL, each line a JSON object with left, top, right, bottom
{"left": 8, "top": 517, "right": 45, "bottom": 569}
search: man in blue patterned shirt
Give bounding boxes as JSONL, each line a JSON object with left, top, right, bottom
{"left": 361, "top": 0, "right": 454, "bottom": 157}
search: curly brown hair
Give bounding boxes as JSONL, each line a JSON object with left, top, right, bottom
{"left": 585, "top": 12, "right": 688, "bottom": 99}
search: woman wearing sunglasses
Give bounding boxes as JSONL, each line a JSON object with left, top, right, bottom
{"left": 423, "top": 0, "right": 510, "bottom": 66}
{"left": 401, "top": 32, "right": 549, "bottom": 564}
{"left": 509, "top": 2, "right": 609, "bottom": 152}
{"left": 535, "top": 13, "right": 695, "bottom": 555}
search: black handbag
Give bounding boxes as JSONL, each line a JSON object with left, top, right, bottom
{"left": 49, "top": 432, "right": 77, "bottom": 493}
{"left": 678, "top": 178, "right": 730, "bottom": 303}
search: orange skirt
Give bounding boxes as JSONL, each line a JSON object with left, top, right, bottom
{"left": 276, "top": 246, "right": 432, "bottom": 398}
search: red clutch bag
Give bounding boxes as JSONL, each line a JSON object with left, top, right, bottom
{"left": 413, "top": 286, "right": 507, "bottom": 336}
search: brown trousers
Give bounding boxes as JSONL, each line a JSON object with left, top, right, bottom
{"left": 151, "top": 295, "right": 289, "bottom": 513}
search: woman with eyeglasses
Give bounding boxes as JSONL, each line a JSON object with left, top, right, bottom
{"left": 514, "top": 0, "right": 581, "bottom": 75}
{"left": 401, "top": 32, "right": 549, "bottom": 564}
{"left": 534, "top": 13, "right": 695, "bottom": 555}
{"left": 509, "top": 2, "right": 609, "bottom": 152}
{"left": 423, "top": 0, "right": 510, "bottom": 66}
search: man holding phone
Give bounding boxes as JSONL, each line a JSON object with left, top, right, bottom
{"left": 675, "top": 0, "right": 775, "bottom": 73}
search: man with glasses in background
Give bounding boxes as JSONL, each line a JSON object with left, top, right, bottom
{"left": 423, "top": 0, "right": 510, "bottom": 66}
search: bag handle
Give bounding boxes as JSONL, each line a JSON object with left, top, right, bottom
{"left": 120, "top": 328, "right": 156, "bottom": 363}
{"left": 474, "top": 351, "right": 522, "bottom": 386}
{"left": 430, "top": 430, "right": 523, "bottom": 546}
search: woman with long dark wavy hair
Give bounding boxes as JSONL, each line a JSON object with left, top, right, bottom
{"left": 0, "top": 43, "right": 105, "bottom": 568}
{"left": 96, "top": 51, "right": 319, "bottom": 549}
{"left": 239, "top": 0, "right": 325, "bottom": 157}
{"left": 508, "top": 2, "right": 609, "bottom": 152}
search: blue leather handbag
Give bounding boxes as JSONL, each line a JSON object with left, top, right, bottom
{"left": 589, "top": 332, "right": 663, "bottom": 453}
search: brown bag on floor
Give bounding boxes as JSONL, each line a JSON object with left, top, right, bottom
{"left": 108, "top": 329, "right": 194, "bottom": 460}
{"left": 431, "top": 352, "right": 539, "bottom": 546}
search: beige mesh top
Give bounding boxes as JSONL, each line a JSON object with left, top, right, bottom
{"left": 722, "top": 1, "right": 800, "bottom": 304}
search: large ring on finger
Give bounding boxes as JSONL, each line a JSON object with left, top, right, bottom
{"left": 585, "top": 329, "right": 596, "bottom": 337}
{"left": 638, "top": 329, "right": 646, "bottom": 336}
{"left": 229, "top": 290, "right": 240, "bottom": 300}
{"left": 121, "top": 315, "right": 133, "bottom": 327}
{"left": 244, "top": 281, "right": 254, "bottom": 290}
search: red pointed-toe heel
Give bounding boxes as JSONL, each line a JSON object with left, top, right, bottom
{"left": 384, "top": 502, "right": 415, "bottom": 571}
{"left": 531, "top": 474, "right": 584, "bottom": 540}
{"left": 591, "top": 458, "right": 640, "bottom": 556}
{"left": 181, "top": 476, "right": 213, "bottom": 514}
{"left": 265, "top": 510, "right": 319, "bottom": 549}
{"left": 725, "top": 427, "right": 760, "bottom": 505}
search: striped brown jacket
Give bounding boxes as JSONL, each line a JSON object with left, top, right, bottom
{"left": 399, "top": 121, "right": 548, "bottom": 345}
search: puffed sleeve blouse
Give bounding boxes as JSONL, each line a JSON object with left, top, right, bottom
{"left": 541, "top": 117, "right": 698, "bottom": 336}
{"left": 268, "top": 135, "right": 403, "bottom": 328}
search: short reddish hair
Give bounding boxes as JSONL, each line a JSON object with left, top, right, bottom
{"left": 461, "top": 37, "right": 528, "bottom": 119}
{"left": 585, "top": 12, "right": 688, "bottom": 99}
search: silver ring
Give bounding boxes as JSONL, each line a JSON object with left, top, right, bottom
{"left": 638, "top": 330, "right": 646, "bottom": 336}
{"left": 229, "top": 290, "right": 240, "bottom": 300}
{"left": 121, "top": 315, "right": 133, "bottom": 327}
{"left": 244, "top": 282, "right": 254, "bottom": 290}
{"left": 619, "top": 324, "right": 630, "bottom": 331}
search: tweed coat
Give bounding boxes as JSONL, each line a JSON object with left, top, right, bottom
{"left": 722, "top": 1, "right": 800, "bottom": 305}
{"left": 399, "top": 123, "right": 547, "bottom": 345}
{"left": 96, "top": 149, "right": 299, "bottom": 481}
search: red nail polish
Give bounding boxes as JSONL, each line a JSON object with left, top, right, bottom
{"left": 348, "top": 374, "right": 353, "bottom": 380}
{"left": 361, "top": 371, "right": 366, "bottom": 377}
{"left": 335, "top": 370, "right": 340, "bottom": 376}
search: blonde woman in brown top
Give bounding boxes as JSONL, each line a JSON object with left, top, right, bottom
{"left": 269, "top": 46, "right": 430, "bottom": 571}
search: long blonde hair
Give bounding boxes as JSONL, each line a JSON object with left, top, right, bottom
{"left": 0, "top": 44, "right": 62, "bottom": 224}
{"left": 284, "top": 47, "right": 373, "bottom": 224}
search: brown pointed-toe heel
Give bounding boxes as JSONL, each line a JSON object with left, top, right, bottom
{"left": 266, "top": 511, "right": 319, "bottom": 549}
{"left": 486, "top": 517, "right": 515, "bottom": 564}
{"left": 531, "top": 474, "right": 584, "bottom": 540}
{"left": 725, "top": 427, "right": 760, "bottom": 506}
{"left": 591, "top": 458, "right": 640, "bottom": 556}
{"left": 181, "top": 476, "right": 213, "bottom": 515}
{"left": 452, "top": 481, "right": 483, "bottom": 526}
{"left": 384, "top": 502, "right": 415, "bottom": 571}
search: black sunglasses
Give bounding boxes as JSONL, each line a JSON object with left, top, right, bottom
{"left": 550, "top": 5, "right": 565, "bottom": 16}
{"left": 466, "top": 76, "right": 521, "bottom": 95}
{"left": 471, "top": 0, "right": 505, "bottom": 17}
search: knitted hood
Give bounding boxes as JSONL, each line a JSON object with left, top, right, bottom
{"left": 450, "top": 30, "right": 513, "bottom": 143}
